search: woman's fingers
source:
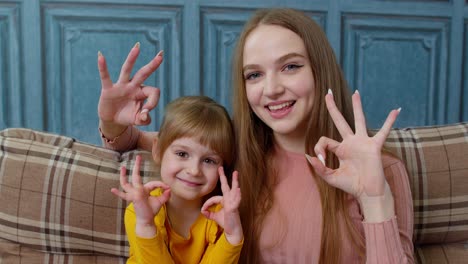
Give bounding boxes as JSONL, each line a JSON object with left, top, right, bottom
{"left": 313, "top": 136, "right": 340, "bottom": 160}
{"left": 325, "top": 90, "right": 354, "bottom": 138}
{"left": 97, "top": 52, "right": 113, "bottom": 89}
{"left": 138, "top": 86, "right": 161, "bottom": 123}
{"left": 131, "top": 50, "right": 164, "bottom": 85}
{"left": 374, "top": 108, "right": 400, "bottom": 145}
{"left": 352, "top": 90, "right": 368, "bottom": 136}
{"left": 118, "top": 43, "right": 141, "bottom": 83}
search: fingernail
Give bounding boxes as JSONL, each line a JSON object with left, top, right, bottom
{"left": 318, "top": 154, "right": 326, "bottom": 165}
{"left": 98, "top": 51, "right": 102, "bottom": 57}
{"left": 141, "top": 109, "right": 149, "bottom": 114}
{"left": 397, "top": 107, "right": 401, "bottom": 113}
{"left": 328, "top": 88, "right": 333, "bottom": 95}
{"left": 354, "top": 89, "right": 359, "bottom": 94}
{"left": 156, "top": 50, "right": 164, "bottom": 57}
{"left": 305, "top": 154, "right": 313, "bottom": 164}
{"left": 134, "top": 42, "right": 140, "bottom": 49}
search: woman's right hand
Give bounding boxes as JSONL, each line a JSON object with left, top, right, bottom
{"left": 97, "top": 43, "right": 163, "bottom": 137}
{"left": 111, "top": 155, "right": 171, "bottom": 236}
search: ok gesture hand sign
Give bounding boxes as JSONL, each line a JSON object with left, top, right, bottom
{"left": 201, "top": 167, "right": 243, "bottom": 245}
{"left": 306, "top": 90, "right": 400, "bottom": 222}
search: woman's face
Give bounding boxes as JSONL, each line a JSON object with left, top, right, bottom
{"left": 242, "top": 24, "right": 316, "bottom": 147}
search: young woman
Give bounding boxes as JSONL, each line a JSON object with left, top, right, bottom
{"left": 109, "top": 96, "right": 243, "bottom": 263}
{"left": 97, "top": 8, "right": 413, "bottom": 263}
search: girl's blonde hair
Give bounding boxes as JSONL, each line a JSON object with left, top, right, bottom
{"left": 155, "top": 96, "right": 236, "bottom": 195}
{"left": 232, "top": 8, "right": 364, "bottom": 263}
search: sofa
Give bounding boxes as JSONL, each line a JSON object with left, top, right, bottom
{"left": 0, "top": 123, "right": 467, "bottom": 264}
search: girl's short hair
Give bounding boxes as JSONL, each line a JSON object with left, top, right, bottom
{"left": 157, "top": 96, "right": 235, "bottom": 170}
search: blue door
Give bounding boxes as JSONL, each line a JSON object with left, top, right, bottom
{"left": 1, "top": 0, "right": 467, "bottom": 144}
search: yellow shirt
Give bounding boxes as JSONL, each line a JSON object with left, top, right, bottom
{"left": 125, "top": 190, "right": 243, "bottom": 264}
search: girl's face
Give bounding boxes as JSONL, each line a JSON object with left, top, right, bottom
{"left": 160, "top": 137, "right": 222, "bottom": 202}
{"left": 243, "top": 24, "right": 315, "bottom": 149}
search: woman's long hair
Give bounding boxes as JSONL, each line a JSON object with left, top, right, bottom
{"left": 232, "top": 8, "right": 364, "bottom": 263}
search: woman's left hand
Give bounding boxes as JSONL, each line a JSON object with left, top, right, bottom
{"left": 201, "top": 167, "right": 243, "bottom": 245}
{"left": 306, "top": 90, "right": 399, "bottom": 220}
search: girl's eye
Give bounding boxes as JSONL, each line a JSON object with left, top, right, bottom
{"left": 176, "top": 151, "right": 188, "bottom": 158}
{"left": 245, "top": 72, "right": 261, "bottom": 80}
{"left": 203, "top": 158, "right": 218, "bottom": 165}
{"left": 284, "top": 64, "right": 303, "bottom": 71}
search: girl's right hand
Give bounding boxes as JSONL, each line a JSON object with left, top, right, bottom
{"left": 111, "top": 155, "right": 171, "bottom": 228}
{"left": 97, "top": 43, "right": 163, "bottom": 137}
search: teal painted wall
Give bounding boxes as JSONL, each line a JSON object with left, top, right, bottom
{"left": 1, "top": 0, "right": 467, "bottom": 145}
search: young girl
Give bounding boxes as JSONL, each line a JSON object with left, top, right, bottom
{"left": 97, "top": 8, "right": 413, "bottom": 263}
{"left": 108, "top": 96, "right": 243, "bottom": 263}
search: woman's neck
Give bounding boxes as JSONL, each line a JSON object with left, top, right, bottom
{"left": 273, "top": 131, "right": 307, "bottom": 153}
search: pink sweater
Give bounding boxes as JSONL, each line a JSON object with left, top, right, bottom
{"left": 259, "top": 145, "right": 414, "bottom": 263}
{"left": 102, "top": 127, "right": 414, "bottom": 263}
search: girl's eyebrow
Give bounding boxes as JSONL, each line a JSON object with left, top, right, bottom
{"left": 243, "top": 52, "right": 306, "bottom": 72}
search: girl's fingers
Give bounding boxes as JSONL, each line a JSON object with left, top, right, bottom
{"left": 325, "top": 92, "right": 354, "bottom": 138}
{"left": 231, "top": 171, "right": 239, "bottom": 190}
{"left": 352, "top": 91, "right": 368, "bottom": 136}
{"left": 119, "top": 166, "right": 132, "bottom": 192}
{"left": 130, "top": 51, "right": 164, "bottom": 85}
{"left": 110, "top": 188, "right": 129, "bottom": 200}
{"left": 144, "top": 181, "right": 170, "bottom": 191}
{"left": 118, "top": 43, "right": 140, "bottom": 83}
{"left": 201, "top": 196, "right": 223, "bottom": 212}
{"left": 97, "top": 52, "right": 113, "bottom": 89}
{"left": 374, "top": 108, "right": 400, "bottom": 145}
{"left": 218, "top": 167, "right": 230, "bottom": 194}
{"left": 131, "top": 155, "right": 142, "bottom": 186}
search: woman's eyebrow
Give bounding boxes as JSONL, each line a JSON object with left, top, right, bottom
{"left": 276, "top": 52, "right": 306, "bottom": 64}
{"left": 243, "top": 52, "right": 306, "bottom": 72}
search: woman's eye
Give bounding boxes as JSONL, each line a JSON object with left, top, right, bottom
{"left": 245, "top": 72, "right": 261, "bottom": 80}
{"left": 284, "top": 64, "right": 303, "bottom": 71}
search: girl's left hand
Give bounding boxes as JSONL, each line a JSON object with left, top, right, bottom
{"left": 201, "top": 167, "right": 243, "bottom": 245}
{"left": 306, "top": 90, "right": 400, "bottom": 220}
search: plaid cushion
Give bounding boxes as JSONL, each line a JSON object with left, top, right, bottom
{"left": 379, "top": 122, "right": 468, "bottom": 245}
{"left": 0, "top": 123, "right": 467, "bottom": 262}
{"left": 0, "top": 128, "right": 159, "bottom": 261}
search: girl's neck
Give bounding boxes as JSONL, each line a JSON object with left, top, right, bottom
{"left": 165, "top": 194, "right": 203, "bottom": 238}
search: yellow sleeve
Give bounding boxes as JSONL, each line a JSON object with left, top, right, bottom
{"left": 199, "top": 232, "right": 243, "bottom": 264}
{"left": 125, "top": 204, "right": 175, "bottom": 264}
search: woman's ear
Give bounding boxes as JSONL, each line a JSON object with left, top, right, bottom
{"left": 152, "top": 137, "right": 161, "bottom": 164}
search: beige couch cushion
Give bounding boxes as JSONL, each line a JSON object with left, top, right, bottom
{"left": 380, "top": 122, "right": 468, "bottom": 245}
{"left": 0, "top": 128, "right": 158, "bottom": 259}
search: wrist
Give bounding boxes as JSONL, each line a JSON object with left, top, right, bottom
{"left": 358, "top": 182, "right": 395, "bottom": 223}
{"left": 99, "top": 120, "right": 128, "bottom": 140}
{"left": 225, "top": 229, "right": 244, "bottom": 245}
{"left": 135, "top": 221, "right": 157, "bottom": 238}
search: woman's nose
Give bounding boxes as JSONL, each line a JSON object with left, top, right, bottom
{"left": 263, "top": 74, "right": 284, "bottom": 97}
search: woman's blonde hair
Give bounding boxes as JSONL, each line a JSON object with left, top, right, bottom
{"left": 155, "top": 96, "right": 236, "bottom": 195}
{"left": 232, "top": 8, "right": 364, "bottom": 263}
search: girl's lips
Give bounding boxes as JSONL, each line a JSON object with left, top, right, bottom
{"left": 177, "top": 177, "right": 202, "bottom": 187}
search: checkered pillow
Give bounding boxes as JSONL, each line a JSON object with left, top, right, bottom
{"left": 379, "top": 122, "right": 468, "bottom": 244}
{"left": 0, "top": 128, "right": 158, "bottom": 257}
